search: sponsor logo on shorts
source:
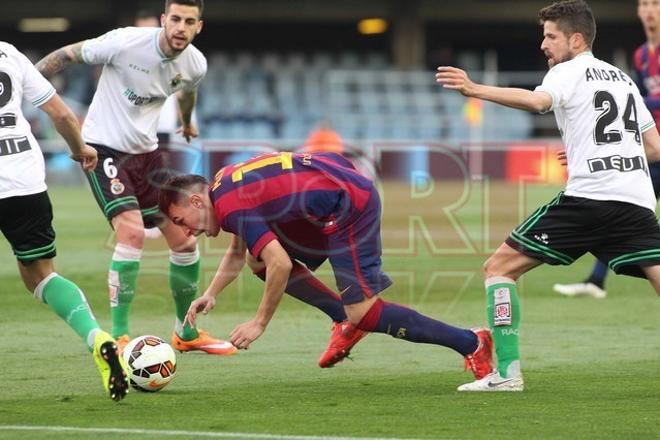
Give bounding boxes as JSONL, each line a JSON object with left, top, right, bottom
{"left": 534, "top": 232, "right": 549, "bottom": 245}
{"left": 110, "top": 178, "right": 125, "bottom": 195}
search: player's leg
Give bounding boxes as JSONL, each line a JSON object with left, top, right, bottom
{"left": 599, "top": 203, "right": 660, "bottom": 295}
{"left": 83, "top": 144, "right": 144, "bottom": 344}
{"left": 159, "top": 217, "right": 199, "bottom": 339}
{"left": 2, "top": 191, "right": 128, "bottom": 400}
{"left": 642, "top": 265, "right": 660, "bottom": 294}
{"left": 109, "top": 210, "right": 144, "bottom": 343}
{"left": 482, "top": 243, "right": 541, "bottom": 379}
{"left": 329, "top": 191, "right": 492, "bottom": 378}
{"left": 247, "top": 252, "right": 347, "bottom": 322}
{"left": 20, "top": 260, "right": 129, "bottom": 401}
{"left": 19, "top": 258, "right": 100, "bottom": 348}
{"left": 461, "top": 193, "right": 592, "bottom": 391}
{"left": 246, "top": 251, "right": 366, "bottom": 367}
{"left": 159, "top": 218, "right": 236, "bottom": 355}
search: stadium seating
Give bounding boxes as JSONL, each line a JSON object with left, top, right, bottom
{"left": 42, "top": 51, "right": 533, "bottom": 147}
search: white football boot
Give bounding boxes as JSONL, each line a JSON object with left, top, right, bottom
{"left": 457, "top": 371, "right": 524, "bottom": 392}
{"left": 552, "top": 282, "right": 606, "bottom": 299}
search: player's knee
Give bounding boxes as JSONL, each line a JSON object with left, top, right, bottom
{"left": 18, "top": 259, "right": 53, "bottom": 293}
{"left": 115, "top": 224, "right": 145, "bottom": 249}
{"left": 20, "top": 272, "right": 39, "bottom": 293}
{"left": 170, "top": 236, "right": 197, "bottom": 253}
{"left": 112, "top": 212, "right": 146, "bottom": 248}
{"left": 483, "top": 254, "right": 513, "bottom": 279}
{"left": 483, "top": 255, "right": 499, "bottom": 278}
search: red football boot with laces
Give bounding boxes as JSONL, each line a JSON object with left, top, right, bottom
{"left": 318, "top": 320, "right": 368, "bottom": 368}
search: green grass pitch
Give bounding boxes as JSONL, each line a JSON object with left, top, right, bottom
{"left": 0, "top": 183, "right": 659, "bottom": 439}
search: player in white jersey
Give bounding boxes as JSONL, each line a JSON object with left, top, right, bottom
{"left": 0, "top": 42, "right": 128, "bottom": 401}
{"left": 436, "top": 0, "right": 660, "bottom": 392}
{"left": 35, "top": 0, "right": 236, "bottom": 356}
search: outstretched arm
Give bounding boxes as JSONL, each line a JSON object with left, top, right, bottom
{"left": 436, "top": 66, "right": 552, "bottom": 113}
{"left": 35, "top": 41, "right": 86, "bottom": 78}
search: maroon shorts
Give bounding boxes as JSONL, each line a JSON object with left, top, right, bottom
{"left": 85, "top": 143, "right": 171, "bottom": 228}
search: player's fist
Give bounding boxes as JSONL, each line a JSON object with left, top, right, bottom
{"left": 70, "top": 144, "right": 98, "bottom": 172}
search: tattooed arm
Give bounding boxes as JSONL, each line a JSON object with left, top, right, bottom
{"left": 35, "top": 41, "right": 86, "bottom": 79}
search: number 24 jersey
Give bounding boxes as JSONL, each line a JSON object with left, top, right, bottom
{"left": 535, "top": 51, "right": 657, "bottom": 212}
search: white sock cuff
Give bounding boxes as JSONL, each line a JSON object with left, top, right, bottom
{"left": 33, "top": 272, "right": 59, "bottom": 303}
{"left": 485, "top": 276, "right": 516, "bottom": 288}
{"left": 113, "top": 243, "right": 142, "bottom": 261}
{"left": 170, "top": 248, "right": 200, "bottom": 266}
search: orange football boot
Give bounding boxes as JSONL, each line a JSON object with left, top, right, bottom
{"left": 115, "top": 334, "right": 131, "bottom": 356}
{"left": 172, "top": 329, "right": 237, "bottom": 355}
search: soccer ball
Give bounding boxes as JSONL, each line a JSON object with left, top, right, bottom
{"left": 122, "top": 335, "right": 177, "bottom": 392}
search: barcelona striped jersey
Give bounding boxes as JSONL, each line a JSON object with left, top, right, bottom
{"left": 209, "top": 152, "right": 374, "bottom": 257}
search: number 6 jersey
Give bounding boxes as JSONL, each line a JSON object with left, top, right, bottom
{"left": 535, "top": 51, "right": 657, "bottom": 211}
{"left": 0, "top": 42, "right": 55, "bottom": 199}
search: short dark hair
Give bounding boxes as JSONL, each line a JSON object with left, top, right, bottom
{"left": 539, "top": 0, "right": 596, "bottom": 48}
{"left": 165, "top": 0, "right": 204, "bottom": 17}
{"left": 158, "top": 174, "right": 209, "bottom": 214}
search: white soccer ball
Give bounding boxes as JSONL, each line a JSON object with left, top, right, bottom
{"left": 122, "top": 335, "right": 177, "bottom": 392}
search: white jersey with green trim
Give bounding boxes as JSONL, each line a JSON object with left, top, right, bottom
{"left": 535, "top": 51, "right": 657, "bottom": 212}
{"left": 81, "top": 27, "right": 206, "bottom": 154}
{"left": 0, "top": 42, "right": 55, "bottom": 199}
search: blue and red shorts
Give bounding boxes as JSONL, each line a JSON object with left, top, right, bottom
{"left": 274, "top": 189, "right": 392, "bottom": 304}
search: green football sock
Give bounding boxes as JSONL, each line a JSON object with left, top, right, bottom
{"left": 486, "top": 276, "right": 521, "bottom": 378}
{"left": 109, "top": 244, "right": 141, "bottom": 338}
{"left": 35, "top": 273, "right": 101, "bottom": 351}
{"left": 170, "top": 250, "right": 200, "bottom": 341}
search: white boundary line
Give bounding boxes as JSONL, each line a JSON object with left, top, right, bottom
{"left": 0, "top": 425, "right": 427, "bottom": 440}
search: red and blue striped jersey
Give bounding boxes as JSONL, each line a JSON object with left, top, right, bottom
{"left": 209, "top": 152, "right": 374, "bottom": 257}
{"left": 633, "top": 42, "right": 660, "bottom": 123}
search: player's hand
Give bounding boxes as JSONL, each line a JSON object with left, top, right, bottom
{"left": 556, "top": 149, "right": 568, "bottom": 167}
{"left": 70, "top": 144, "right": 98, "bottom": 172}
{"left": 435, "top": 66, "right": 476, "bottom": 97}
{"left": 229, "top": 319, "right": 265, "bottom": 350}
{"left": 177, "top": 123, "right": 199, "bottom": 143}
{"left": 183, "top": 293, "right": 216, "bottom": 328}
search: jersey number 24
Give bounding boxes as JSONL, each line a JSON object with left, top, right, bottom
{"left": 593, "top": 91, "right": 640, "bottom": 145}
